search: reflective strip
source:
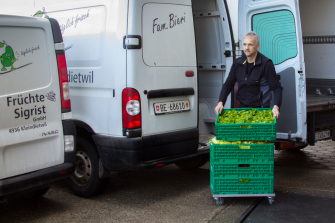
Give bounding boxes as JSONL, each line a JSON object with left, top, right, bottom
{"left": 62, "top": 112, "right": 72, "bottom": 120}
{"left": 54, "top": 42, "right": 65, "bottom": 50}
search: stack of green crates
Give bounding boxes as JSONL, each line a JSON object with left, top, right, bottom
{"left": 210, "top": 108, "right": 275, "bottom": 195}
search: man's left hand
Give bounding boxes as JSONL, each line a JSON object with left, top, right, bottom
{"left": 272, "top": 106, "right": 280, "bottom": 119}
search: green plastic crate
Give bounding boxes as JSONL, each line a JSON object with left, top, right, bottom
{"left": 210, "top": 177, "right": 274, "bottom": 195}
{"left": 215, "top": 108, "right": 276, "bottom": 141}
{"left": 210, "top": 143, "right": 274, "bottom": 164}
{"left": 210, "top": 163, "right": 274, "bottom": 178}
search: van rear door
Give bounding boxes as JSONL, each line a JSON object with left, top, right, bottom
{"left": 0, "top": 15, "right": 64, "bottom": 180}
{"left": 126, "top": 0, "right": 197, "bottom": 136}
{"left": 238, "top": 0, "right": 307, "bottom": 142}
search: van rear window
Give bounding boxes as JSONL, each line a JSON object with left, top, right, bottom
{"left": 0, "top": 27, "right": 51, "bottom": 95}
{"left": 142, "top": 3, "right": 197, "bottom": 67}
{"left": 252, "top": 10, "right": 298, "bottom": 65}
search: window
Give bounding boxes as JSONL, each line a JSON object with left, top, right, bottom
{"left": 252, "top": 10, "right": 297, "bottom": 65}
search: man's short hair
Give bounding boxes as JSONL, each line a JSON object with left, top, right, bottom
{"left": 244, "top": 31, "right": 260, "bottom": 45}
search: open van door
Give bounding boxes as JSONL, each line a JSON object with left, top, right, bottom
{"left": 238, "top": 0, "right": 307, "bottom": 143}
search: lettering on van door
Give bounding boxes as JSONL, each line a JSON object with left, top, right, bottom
{"left": 7, "top": 93, "right": 47, "bottom": 120}
{"left": 153, "top": 13, "right": 186, "bottom": 34}
{"left": 59, "top": 9, "right": 90, "bottom": 34}
{"left": 21, "top": 45, "right": 40, "bottom": 57}
{"left": 4, "top": 91, "right": 60, "bottom": 134}
{"left": 68, "top": 70, "right": 94, "bottom": 83}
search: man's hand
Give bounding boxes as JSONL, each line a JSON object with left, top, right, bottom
{"left": 272, "top": 106, "right": 280, "bottom": 119}
{"left": 214, "top": 102, "right": 224, "bottom": 115}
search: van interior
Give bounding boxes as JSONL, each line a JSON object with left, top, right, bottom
{"left": 191, "top": 0, "right": 234, "bottom": 136}
{"left": 300, "top": 0, "right": 335, "bottom": 109}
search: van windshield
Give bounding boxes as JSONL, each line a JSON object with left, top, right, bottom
{"left": 142, "top": 3, "right": 196, "bottom": 67}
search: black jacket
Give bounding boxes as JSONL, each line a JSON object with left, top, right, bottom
{"left": 219, "top": 52, "right": 282, "bottom": 108}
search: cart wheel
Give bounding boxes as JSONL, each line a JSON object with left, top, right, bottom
{"left": 268, "top": 197, "right": 275, "bottom": 205}
{"left": 216, "top": 197, "right": 224, "bottom": 206}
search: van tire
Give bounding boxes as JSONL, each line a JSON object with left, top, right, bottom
{"left": 175, "top": 154, "right": 209, "bottom": 170}
{"left": 66, "top": 137, "right": 110, "bottom": 198}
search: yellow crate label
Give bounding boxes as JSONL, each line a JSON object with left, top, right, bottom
{"left": 238, "top": 145, "right": 250, "bottom": 149}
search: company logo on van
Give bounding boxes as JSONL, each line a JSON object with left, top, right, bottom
{"left": 0, "top": 41, "right": 34, "bottom": 75}
{"left": 46, "top": 91, "right": 56, "bottom": 102}
{"left": 41, "top": 130, "right": 59, "bottom": 137}
{"left": 0, "top": 41, "right": 17, "bottom": 72}
{"left": 33, "top": 7, "right": 49, "bottom": 18}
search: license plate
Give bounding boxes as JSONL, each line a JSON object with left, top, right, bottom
{"left": 315, "top": 130, "right": 331, "bottom": 140}
{"left": 154, "top": 100, "right": 190, "bottom": 115}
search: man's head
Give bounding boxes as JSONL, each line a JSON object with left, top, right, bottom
{"left": 243, "top": 31, "right": 260, "bottom": 61}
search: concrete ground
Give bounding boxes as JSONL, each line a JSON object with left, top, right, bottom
{"left": 1, "top": 140, "right": 335, "bottom": 223}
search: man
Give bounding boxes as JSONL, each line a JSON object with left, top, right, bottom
{"left": 214, "top": 31, "right": 282, "bottom": 118}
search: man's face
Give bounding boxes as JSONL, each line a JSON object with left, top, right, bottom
{"left": 243, "top": 36, "right": 260, "bottom": 58}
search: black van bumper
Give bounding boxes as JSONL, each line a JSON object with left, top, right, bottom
{"left": 0, "top": 163, "right": 74, "bottom": 197}
{"left": 93, "top": 128, "right": 209, "bottom": 170}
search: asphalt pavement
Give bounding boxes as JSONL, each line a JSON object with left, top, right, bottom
{"left": 1, "top": 140, "right": 335, "bottom": 222}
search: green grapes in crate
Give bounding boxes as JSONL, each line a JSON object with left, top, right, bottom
{"left": 210, "top": 137, "right": 269, "bottom": 145}
{"left": 218, "top": 109, "right": 275, "bottom": 124}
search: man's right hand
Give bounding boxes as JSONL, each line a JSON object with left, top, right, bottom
{"left": 214, "top": 102, "right": 224, "bottom": 115}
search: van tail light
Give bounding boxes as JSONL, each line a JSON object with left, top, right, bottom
{"left": 56, "top": 53, "right": 71, "bottom": 111}
{"left": 279, "top": 142, "right": 296, "bottom": 149}
{"left": 122, "top": 88, "right": 141, "bottom": 129}
{"left": 59, "top": 170, "right": 68, "bottom": 175}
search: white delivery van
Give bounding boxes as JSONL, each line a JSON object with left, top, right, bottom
{"left": 3, "top": 1, "right": 210, "bottom": 197}
{"left": 4, "top": 0, "right": 335, "bottom": 197}
{"left": 0, "top": 15, "right": 76, "bottom": 200}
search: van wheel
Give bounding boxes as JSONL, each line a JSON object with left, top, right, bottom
{"left": 66, "top": 137, "right": 110, "bottom": 197}
{"left": 175, "top": 154, "right": 209, "bottom": 170}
